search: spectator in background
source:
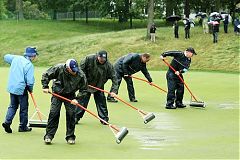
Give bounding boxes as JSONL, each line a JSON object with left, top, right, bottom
{"left": 223, "top": 15, "right": 229, "bottom": 33}
{"left": 150, "top": 23, "right": 157, "bottom": 42}
{"left": 173, "top": 21, "right": 179, "bottom": 38}
{"left": 2, "top": 47, "right": 38, "bottom": 133}
{"left": 212, "top": 21, "right": 220, "bottom": 43}
{"left": 202, "top": 17, "right": 209, "bottom": 34}
{"left": 234, "top": 18, "right": 240, "bottom": 35}
{"left": 184, "top": 19, "right": 191, "bottom": 39}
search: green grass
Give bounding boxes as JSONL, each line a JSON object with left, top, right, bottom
{"left": 0, "top": 19, "right": 239, "bottom": 72}
{"left": 0, "top": 68, "right": 238, "bottom": 159}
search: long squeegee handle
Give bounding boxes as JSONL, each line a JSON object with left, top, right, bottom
{"left": 29, "top": 92, "right": 43, "bottom": 121}
{"left": 88, "top": 85, "right": 146, "bottom": 115}
{"left": 48, "top": 91, "right": 119, "bottom": 132}
{"left": 129, "top": 75, "right": 167, "bottom": 93}
{"left": 162, "top": 59, "right": 198, "bottom": 101}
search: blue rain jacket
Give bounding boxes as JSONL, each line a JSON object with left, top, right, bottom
{"left": 4, "top": 54, "right": 35, "bottom": 95}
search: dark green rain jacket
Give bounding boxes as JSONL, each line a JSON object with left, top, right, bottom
{"left": 80, "top": 54, "right": 118, "bottom": 93}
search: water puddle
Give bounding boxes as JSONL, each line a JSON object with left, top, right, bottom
{"left": 218, "top": 103, "right": 239, "bottom": 109}
{"left": 129, "top": 112, "right": 181, "bottom": 150}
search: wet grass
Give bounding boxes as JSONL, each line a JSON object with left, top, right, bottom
{"left": 0, "top": 68, "right": 238, "bottom": 159}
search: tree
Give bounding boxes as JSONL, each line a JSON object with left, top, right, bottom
{"left": 165, "top": 0, "right": 174, "bottom": 17}
{"left": 46, "top": 0, "right": 71, "bottom": 20}
{"left": 184, "top": 0, "right": 190, "bottom": 18}
{"left": 23, "top": 1, "right": 48, "bottom": 19}
{"left": 16, "top": 0, "right": 24, "bottom": 20}
{"left": 146, "top": 0, "right": 154, "bottom": 39}
{"left": 0, "top": 0, "right": 7, "bottom": 19}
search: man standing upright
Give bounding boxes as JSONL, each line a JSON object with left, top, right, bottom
{"left": 160, "top": 47, "right": 196, "bottom": 109}
{"left": 173, "top": 21, "right": 179, "bottom": 38}
{"left": 184, "top": 19, "right": 191, "bottom": 39}
{"left": 107, "top": 53, "right": 153, "bottom": 103}
{"left": 223, "top": 15, "right": 229, "bottom": 33}
{"left": 75, "top": 50, "right": 118, "bottom": 125}
{"left": 150, "top": 23, "right": 157, "bottom": 42}
{"left": 2, "top": 47, "right": 38, "bottom": 133}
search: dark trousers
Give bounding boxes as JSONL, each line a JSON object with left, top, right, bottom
{"left": 5, "top": 90, "right": 29, "bottom": 129}
{"left": 174, "top": 30, "right": 179, "bottom": 38}
{"left": 224, "top": 24, "right": 228, "bottom": 33}
{"left": 213, "top": 32, "right": 218, "bottom": 43}
{"left": 108, "top": 72, "right": 135, "bottom": 100}
{"left": 166, "top": 71, "right": 184, "bottom": 106}
{"left": 75, "top": 91, "right": 109, "bottom": 122}
{"left": 45, "top": 94, "right": 76, "bottom": 141}
{"left": 185, "top": 29, "right": 190, "bottom": 39}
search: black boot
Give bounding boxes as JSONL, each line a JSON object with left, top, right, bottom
{"left": 176, "top": 103, "right": 186, "bottom": 108}
{"left": 165, "top": 104, "right": 176, "bottom": 109}
{"left": 2, "top": 122, "right": 12, "bottom": 133}
{"left": 107, "top": 97, "right": 118, "bottom": 103}
{"left": 130, "top": 98, "right": 138, "bottom": 102}
{"left": 18, "top": 126, "right": 32, "bottom": 132}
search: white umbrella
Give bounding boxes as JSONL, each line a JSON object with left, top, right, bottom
{"left": 210, "top": 12, "right": 219, "bottom": 17}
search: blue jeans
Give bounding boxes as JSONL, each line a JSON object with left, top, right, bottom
{"left": 5, "top": 91, "right": 29, "bottom": 129}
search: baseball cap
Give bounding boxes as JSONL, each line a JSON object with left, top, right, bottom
{"left": 66, "top": 59, "right": 79, "bottom": 73}
{"left": 97, "top": 50, "right": 107, "bottom": 61}
{"left": 24, "top": 47, "right": 38, "bottom": 57}
{"left": 186, "top": 47, "right": 197, "bottom": 55}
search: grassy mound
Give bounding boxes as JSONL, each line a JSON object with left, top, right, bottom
{"left": 0, "top": 20, "right": 239, "bottom": 72}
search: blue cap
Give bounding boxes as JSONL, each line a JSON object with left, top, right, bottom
{"left": 66, "top": 59, "right": 79, "bottom": 73}
{"left": 24, "top": 47, "right": 38, "bottom": 57}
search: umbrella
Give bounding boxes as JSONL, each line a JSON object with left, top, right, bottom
{"left": 208, "top": 21, "right": 219, "bottom": 25}
{"left": 220, "top": 11, "right": 228, "bottom": 14}
{"left": 166, "top": 15, "right": 181, "bottom": 22}
{"left": 210, "top": 12, "right": 220, "bottom": 17}
{"left": 195, "top": 12, "right": 207, "bottom": 18}
{"left": 212, "top": 21, "right": 219, "bottom": 25}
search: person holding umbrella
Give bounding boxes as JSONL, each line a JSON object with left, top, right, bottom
{"left": 223, "top": 15, "right": 229, "bottom": 33}
{"left": 184, "top": 18, "right": 191, "bottom": 39}
{"left": 166, "top": 15, "right": 181, "bottom": 39}
{"left": 212, "top": 21, "right": 220, "bottom": 43}
{"left": 173, "top": 21, "right": 179, "bottom": 38}
{"left": 208, "top": 14, "right": 220, "bottom": 43}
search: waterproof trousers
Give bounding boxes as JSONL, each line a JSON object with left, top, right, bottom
{"left": 108, "top": 71, "right": 136, "bottom": 101}
{"left": 166, "top": 71, "right": 184, "bottom": 106}
{"left": 44, "top": 94, "right": 76, "bottom": 141}
{"left": 75, "top": 91, "right": 109, "bottom": 123}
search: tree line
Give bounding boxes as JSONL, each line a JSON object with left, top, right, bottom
{"left": 0, "top": 0, "right": 239, "bottom": 39}
{"left": 0, "top": 0, "right": 239, "bottom": 21}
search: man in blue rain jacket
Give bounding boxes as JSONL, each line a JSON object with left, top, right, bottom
{"left": 2, "top": 47, "right": 38, "bottom": 133}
